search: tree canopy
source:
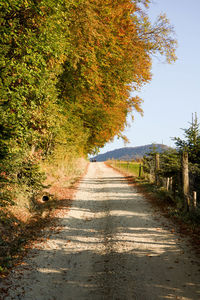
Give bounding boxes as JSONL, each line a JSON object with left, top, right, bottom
{"left": 0, "top": 0, "right": 177, "bottom": 203}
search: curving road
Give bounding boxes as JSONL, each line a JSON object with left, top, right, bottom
{"left": 1, "top": 162, "right": 200, "bottom": 299}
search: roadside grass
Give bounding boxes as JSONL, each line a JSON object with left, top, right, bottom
{"left": 135, "top": 178, "right": 200, "bottom": 227}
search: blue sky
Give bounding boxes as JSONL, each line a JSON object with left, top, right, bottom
{"left": 99, "top": 0, "right": 200, "bottom": 154}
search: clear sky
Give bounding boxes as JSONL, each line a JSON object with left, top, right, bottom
{"left": 99, "top": 0, "right": 200, "bottom": 154}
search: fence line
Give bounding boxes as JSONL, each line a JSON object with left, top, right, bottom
{"left": 143, "top": 152, "right": 198, "bottom": 210}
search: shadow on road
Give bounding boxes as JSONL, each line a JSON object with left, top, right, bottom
{"left": 2, "top": 175, "right": 200, "bottom": 300}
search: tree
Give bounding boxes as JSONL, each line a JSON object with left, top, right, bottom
{"left": 173, "top": 113, "right": 200, "bottom": 164}
{"left": 57, "top": 0, "right": 177, "bottom": 153}
{"left": 0, "top": 0, "right": 177, "bottom": 204}
{"left": 173, "top": 114, "right": 200, "bottom": 197}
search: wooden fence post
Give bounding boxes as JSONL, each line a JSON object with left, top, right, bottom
{"left": 139, "top": 164, "right": 142, "bottom": 177}
{"left": 155, "top": 153, "right": 160, "bottom": 186}
{"left": 193, "top": 191, "right": 197, "bottom": 209}
{"left": 169, "top": 177, "right": 173, "bottom": 191}
{"left": 166, "top": 177, "right": 169, "bottom": 191}
{"left": 182, "top": 152, "right": 190, "bottom": 211}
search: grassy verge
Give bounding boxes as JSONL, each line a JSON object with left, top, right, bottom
{"left": 0, "top": 157, "right": 88, "bottom": 276}
{"left": 133, "top": 178, "right": 200, "bottom": 228}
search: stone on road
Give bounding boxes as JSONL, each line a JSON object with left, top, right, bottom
{"left": 1, "top": 162, "right": 200, "bottom": 299}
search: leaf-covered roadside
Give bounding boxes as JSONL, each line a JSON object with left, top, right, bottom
{"left": 0, "top": 159, "right": 88, "bottom": 276}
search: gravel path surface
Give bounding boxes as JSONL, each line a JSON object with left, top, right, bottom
{"left": 1, "top": 162, "right": 200, "bottom": 299}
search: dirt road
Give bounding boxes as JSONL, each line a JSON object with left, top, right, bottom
{"left": 1, "top": 162, "right": 200, "bottom": 299}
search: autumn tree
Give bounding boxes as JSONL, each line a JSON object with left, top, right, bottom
{"left": 0, "top": 0, "right": 177, "bottom": 204}
{"left": 57, "top": 0, "right": 177, "bottom": 153}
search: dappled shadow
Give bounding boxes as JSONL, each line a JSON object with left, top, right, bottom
{"left": 1, "top": 174, "right": 200, "bottom": 299}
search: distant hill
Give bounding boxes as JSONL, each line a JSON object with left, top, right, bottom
{"left": 91, "top": 144, "right": 170, "bottom": 162}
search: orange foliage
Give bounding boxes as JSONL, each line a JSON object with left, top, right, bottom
{"left": 58, "top": 0, "right": 177, "bottom": 153}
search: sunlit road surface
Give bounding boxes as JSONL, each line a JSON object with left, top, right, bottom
{"left": 1, "top": 162, "right": 200, "bottom": 300}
